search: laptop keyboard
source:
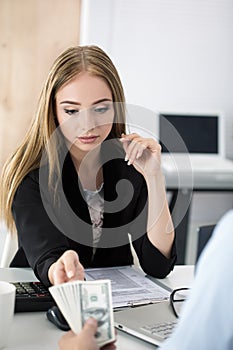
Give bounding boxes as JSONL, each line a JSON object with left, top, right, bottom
{"left": 141, "top": 320, "right": 178, "bottom": 340}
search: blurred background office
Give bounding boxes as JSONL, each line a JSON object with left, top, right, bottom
{"left": 1, "top": 0, "right": 233, "bottom": 264}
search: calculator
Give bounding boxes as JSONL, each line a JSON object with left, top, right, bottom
{"left": 13, "top": 281, "right": 55, "bottom": 312}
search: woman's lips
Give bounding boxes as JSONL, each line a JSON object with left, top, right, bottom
{"left": 77, "top": 136, "right": 99, "bottom": 144}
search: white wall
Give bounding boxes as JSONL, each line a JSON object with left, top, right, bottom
{"left": 80, "top": 0, "right": 233, "bottom": 263}
{"left": 80, "top": 0, "right": 233, "bottom": 158}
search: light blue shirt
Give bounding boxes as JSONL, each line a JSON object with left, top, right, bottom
{"left": 161, "top": 209, "right": 233, "bottom": 350}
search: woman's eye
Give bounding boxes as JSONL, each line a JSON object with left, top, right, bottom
{"left": 94, "top": 106, "right": 110, "bottom": 114}
{"left": 64, "top": 109, "right": 79, "bottom": 116}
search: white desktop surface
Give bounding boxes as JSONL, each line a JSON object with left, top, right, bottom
{"left": 156, "top": 264, "right": 194, "bottom": 290}
{"left": 0, "top": 266, "right": 194, "bottom": 350}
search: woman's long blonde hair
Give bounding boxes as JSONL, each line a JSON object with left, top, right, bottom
{"left": 0, "top": 45, "right": 126, "bottom": 233}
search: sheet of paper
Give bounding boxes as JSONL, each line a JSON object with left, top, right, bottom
{"left": 85, "top": 265, "right": 170, "bottom": 309}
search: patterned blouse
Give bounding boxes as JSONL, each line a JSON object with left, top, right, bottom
{"left": 83, "top": 183, "right": 104, "bottom": 255}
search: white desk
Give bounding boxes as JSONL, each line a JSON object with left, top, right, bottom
{"left": 0, "top": 266, "right": 194, "bottom": 350}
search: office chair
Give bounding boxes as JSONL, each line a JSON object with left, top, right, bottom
{"left": 0, "top": 230, "right": 18, "bottom": 268}
{"left": 196, "top": 224, "right": 216, "bottom": 263}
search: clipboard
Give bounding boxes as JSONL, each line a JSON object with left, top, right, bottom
{"left": 85, "top": 265, "right": 170, "bottom": 309}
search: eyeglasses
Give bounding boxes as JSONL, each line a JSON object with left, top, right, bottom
{"left": 170, "top": 287, "right": 190, "bottom": 318}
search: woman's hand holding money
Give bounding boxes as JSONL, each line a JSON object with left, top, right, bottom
{"left": 48, "top": 250, "right": 85, "bottom": 285}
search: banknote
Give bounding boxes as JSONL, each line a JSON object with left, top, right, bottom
{"left": 49, "top": 279, "right": 115, "bottom": 347}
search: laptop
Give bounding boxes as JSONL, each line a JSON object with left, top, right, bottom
{"left": 159, "top": 113, "right": 233, "bottom": 173}
{"left": 114, "top": 300, "right": 178, "bottom": 347}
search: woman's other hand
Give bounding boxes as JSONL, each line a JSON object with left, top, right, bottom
{"left": 48, "top": 250, "right": 85, "bottom": 285}
{"left": 120, "top": 133, "right": 162, "bottom": 177}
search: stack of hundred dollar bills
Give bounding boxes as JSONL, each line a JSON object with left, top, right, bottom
{"left": 49, "top": 279, "right": 115, "bottom": 347}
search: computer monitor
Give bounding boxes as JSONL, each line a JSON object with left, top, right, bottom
{"left": 159, "top": 113, "right": 223, "bottom": 155}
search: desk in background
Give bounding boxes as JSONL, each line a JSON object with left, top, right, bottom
{"left": 0, "top": 266, "right": 194, "bottom": 350}
{"left": 164, "top": 169, "right": 233, "bottom": 264}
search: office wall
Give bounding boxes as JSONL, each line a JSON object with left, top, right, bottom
{"left": 80, "top": 0, "right": 233, "bottom": 159}
{"left": 80, "top": 0, "right": 233, "bottom": 263}
{"left": 0, "top": 0, "right": 81, "bottom": 171}
{"left": 0, "top": 0, "right": 81, "bottom": 259}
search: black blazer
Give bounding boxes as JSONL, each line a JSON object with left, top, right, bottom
{"left": 12, "top": 144, "right": 176, "bottom": 286}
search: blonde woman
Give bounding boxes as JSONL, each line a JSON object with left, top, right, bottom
{"left": 0, "top": 46, "right": 176, "bottom": 286}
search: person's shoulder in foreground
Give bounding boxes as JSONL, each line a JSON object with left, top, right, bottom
{"left": 161, "top": 209, "right": 233, "bottom": 350}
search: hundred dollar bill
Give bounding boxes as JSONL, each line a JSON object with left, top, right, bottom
{"left": 49, "top": 279, "right": 115, "bottom": 347}
{"left": 79, "top": 280, "right": 115, "bottom": 347}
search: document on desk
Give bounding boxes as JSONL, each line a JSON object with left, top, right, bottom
{"left": 85, "top": 265, "right": 170, "bottom": 309}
